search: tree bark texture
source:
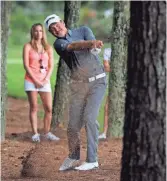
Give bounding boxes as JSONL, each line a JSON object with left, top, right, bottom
{"left": 1, "top": 1, "right": 12, "bottom": 141}
{"left": 121, "top": 2, "right": 166, "bottom": 181}
{"left": 52, "top": 1, "right": 81, "bottom": 128}
{"left": 64, "top": 1, "right": 81, "bottom": 29}
{"left": 108, "top": 1, "right": 129, "bottom": 137}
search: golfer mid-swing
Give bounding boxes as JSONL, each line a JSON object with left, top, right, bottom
{"left": 44, "top": 14, "right": 107, "bottom": 171}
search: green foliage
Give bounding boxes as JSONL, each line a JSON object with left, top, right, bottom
{"left": 79, "top": 7, "right": 113, "bottom": 40}
{"left": 9, "top": 2, "right": 64, "bottom": 47}
{"left": 9, "top": 6, "right": 31, "bottom": 45}
{"left": 8, "top": 1, "right": 114, "bottom": 48}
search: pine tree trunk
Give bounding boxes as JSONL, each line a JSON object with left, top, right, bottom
{"left": 51, "top": 1, "right": 81, "bottom": 128}
{"left": 1, "top": 1, "right": 12, "bottom": 141}
{"left": 108, "top": 1, "right": 129, "bottom": 137}
{"left": 121, "top": 2, "right": 166, "bottom": 181}
{"left": 64, "top": 1, "right": 81, "bottom": 29}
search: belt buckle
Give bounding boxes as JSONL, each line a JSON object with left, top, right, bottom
{"left": 88, "top": 77, "right": 95, "bottom": 82}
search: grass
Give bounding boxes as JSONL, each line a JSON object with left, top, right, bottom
{"left": 7, "top": 64, "right": 26, "bottom": 99}
{"left": 7, "top": 43, "right": 110, "bottom": 131}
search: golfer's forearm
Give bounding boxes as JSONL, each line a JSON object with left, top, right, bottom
{"left": 67, "top": 40, "right": 96, "bottom": 51}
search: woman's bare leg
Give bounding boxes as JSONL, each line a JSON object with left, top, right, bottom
{"left": 26, "top": 91, "right": 38, "bottom": 134}
{"left": 38, "top": 92, "right": 52, "bottom": 133}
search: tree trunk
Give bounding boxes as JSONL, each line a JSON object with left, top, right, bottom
{"left": 108, "top": 1, "right": 129, "bottom": 137}
{"left": 52, "top": 1, "right": 81, "bottom": 128}
{"left": 1, "top": 1, "right": 12, "bottom": 141}
{"left": 64, "top": 1, "right": 81, "bottom": 29}
{"left": 121, "top": 2, "right": 166, "bottom": 181}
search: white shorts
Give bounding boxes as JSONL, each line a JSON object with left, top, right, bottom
{"left": 24, "top": 80, "right": 52, "bottom": 92}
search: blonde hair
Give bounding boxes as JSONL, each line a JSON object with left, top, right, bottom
{"left": 30, "top": 23, "right": 49, "bottom": 51}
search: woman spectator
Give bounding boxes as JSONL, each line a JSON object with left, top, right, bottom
{"left": 23, "top": 23, "right": 59, "bottom": 142}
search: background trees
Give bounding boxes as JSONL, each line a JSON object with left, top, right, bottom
{"left": 108, "top": 1, "right": 129, "bottom": 137}
{"left": 1, "top": 1, "right": 12, "bottom": 141}
{"left": 121, "top": 2, "right": 166, "bottom": 181}
{"left": 1, "top": 1, "right": 166, "bottom": 179}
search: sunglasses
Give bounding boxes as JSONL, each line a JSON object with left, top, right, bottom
{"left": 39, "top": 59, "right": 45, "bottom": 69}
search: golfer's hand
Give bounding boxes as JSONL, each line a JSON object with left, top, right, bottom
{"left": 91, "top": 40, "right": 103, "bottom": 49}
{"left": 96, "top": 40, "right": 103, "bottom": 49}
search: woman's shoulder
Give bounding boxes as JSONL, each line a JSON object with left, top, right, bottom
{"left": 23, "top": 42, "right": 32, "bottom": 50}
{"left": 46, "top": 44, "right": 53, "bottom": 52}
{"left": 47, "top": 44, "right": 52, "bottom": 49}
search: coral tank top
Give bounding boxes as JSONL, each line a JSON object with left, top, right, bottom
{"left": 25, "top": 48, "right": 49, "bottom": 83}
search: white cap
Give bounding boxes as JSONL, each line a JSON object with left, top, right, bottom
{"left": 44, "top": 14, "right": 61, "bottom": 30}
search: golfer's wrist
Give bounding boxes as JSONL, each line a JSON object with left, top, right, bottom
{"left": 90, "top": 40, "right": 95, "bottom": 48}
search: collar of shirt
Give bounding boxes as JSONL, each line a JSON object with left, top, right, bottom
{"left": 68, "top": 29, "right": 72, "bottom": 36}
{"left": 58, "top": 29, "right": 72, "bottom": 39}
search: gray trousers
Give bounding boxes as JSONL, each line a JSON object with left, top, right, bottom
{"left": 68, "top": 77, "right": 106, "bottom": 162}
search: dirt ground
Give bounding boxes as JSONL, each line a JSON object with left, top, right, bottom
{"left": 1, "top": 97, "right": 123, "bottom": 181}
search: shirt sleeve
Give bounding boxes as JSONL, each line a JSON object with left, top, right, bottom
{"left": 103, "top": 48, "right": 112, "bottom": 61}
{"left": 82, "top": 26, "right": 96, "bottom": 40}
{"left": 53, "top": 39, "right": 71, "bottom": 60}
{"left": 54, "top": 39, "right": 71, "bottom": 59}
{"left": 54, "top": 39, "right": 70, "bottom": 52}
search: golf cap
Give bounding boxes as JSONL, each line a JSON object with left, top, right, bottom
{"left": 44, "top": 14, "right": 61, "bottom": 30}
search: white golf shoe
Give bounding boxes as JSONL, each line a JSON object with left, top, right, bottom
{"left": 45, "top": 132, "right": 60, "bottom": 141}
{"left": 32, "top": 133, "right": 40, "bottom": 142}
{"left": 75, "top": 161, "right": 99, "bottom": 171}
{"left": 98, "top": 133, "right": 107, "bottom": 140}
